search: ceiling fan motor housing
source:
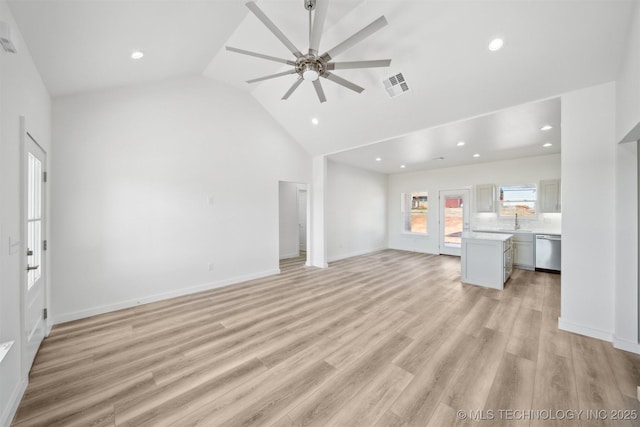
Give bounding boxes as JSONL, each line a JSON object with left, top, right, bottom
{"left": 296, "top": 55, "right": 326, "bottom": 80}
{"left": 304, "top": 0, "right": 316, "bottom": 11}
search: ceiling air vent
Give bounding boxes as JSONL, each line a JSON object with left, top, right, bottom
{"left": 383, "top": 73, "right": 409, "bottom": 98}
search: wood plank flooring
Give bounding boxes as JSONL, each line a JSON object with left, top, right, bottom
{"left": 12, "top": 250, "right": 640, "bottom": 426}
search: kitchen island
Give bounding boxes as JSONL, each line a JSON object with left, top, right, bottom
{"left": 461, "top": 232, "right": 513, "bottom": 289}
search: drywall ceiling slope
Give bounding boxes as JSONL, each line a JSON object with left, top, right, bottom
{"left": 7, "top": 0, "right": 248, "bottom": 96}
{"left": 208, "top": 0, "right": 633, "bottom": 156}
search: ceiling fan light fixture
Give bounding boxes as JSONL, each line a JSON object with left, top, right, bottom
{"left": 302, "top": 63, "right": 320, "bottom": 81}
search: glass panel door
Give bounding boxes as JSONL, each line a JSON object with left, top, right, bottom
{"left": 439, "top": 189, "right": 470, "bottom": 256}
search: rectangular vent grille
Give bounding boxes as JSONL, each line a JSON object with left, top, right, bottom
{"left": 383, "top": 73, "right": 409, "bottom": 98}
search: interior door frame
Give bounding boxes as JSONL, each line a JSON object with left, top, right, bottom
{"left": 278, "top": 181, "right": 310, "bottom": 266}
{"left": 297, "top": 187, "right": 308, "bottom": 252}
{"left": 19, "top": 116, "right": 49, "bottom": 377}
{"left": 439, "top": 188, "right": 471, "bottom": 256}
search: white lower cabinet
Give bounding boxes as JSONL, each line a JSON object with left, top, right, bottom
{"left": 512, "top": 234, "right": 534, "bottom": 270}
{"left": 461, "top": 232, "right": 513, "bottom": 290}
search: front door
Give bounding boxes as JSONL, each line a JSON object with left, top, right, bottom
{"left": 23, "top": 130, "right": 47, "bottom": 372}
{"left": 439, "top": 189, "right": 470, "bottom": 256}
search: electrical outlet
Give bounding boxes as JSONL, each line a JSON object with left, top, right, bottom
{"left": 208, "top": 263, "right": 215, "bottom": 272}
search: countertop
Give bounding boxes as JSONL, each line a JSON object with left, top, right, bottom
{"left": 473, "top": 229, "right": 561, "bottom": 236}
{"left": 462, "top": 231, "right": 514, "bottom": 241}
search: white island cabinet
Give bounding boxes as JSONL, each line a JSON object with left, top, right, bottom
{"left": 461, "top": 232, "right": 513, "bottom": 290}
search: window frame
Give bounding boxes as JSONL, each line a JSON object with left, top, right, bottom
{"left": 400, "top": 191, "right": 429, "bottom": 235}
{"left": 497, "top": 183, "right": 538, "bottom": 218}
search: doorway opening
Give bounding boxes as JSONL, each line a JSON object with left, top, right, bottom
{"left": 278, "top": 181, "right": 309, "bottom": 269}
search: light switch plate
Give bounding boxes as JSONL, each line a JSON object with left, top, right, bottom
{"left": 0, "top": 341, "right": 14, "bottom": 364}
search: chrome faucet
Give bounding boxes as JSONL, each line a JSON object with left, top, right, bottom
{"left": 514, "top": 213, "right": 520, "bottom": 230}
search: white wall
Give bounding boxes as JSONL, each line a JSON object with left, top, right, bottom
{"left": 614, "top": 2, "right": 640, "bottom": 352}
{"left": 309, "top": 155, "right": 327, "bottom": 268}
{"left": 616, "top": 3, "right": 640, "bottom": 142}
{"left": 387, "top": 154, "right": 561, "bottom": 254}
{"left": 559, "top": 82, "right": 617, "bottom": 342}
{"left": 0, "top": 1, "right": 52, "bottom": 424}
{"left": 279, "top": 181, "right": 304, "bottom": 259}
{"left": 326, "top": 160, "right": 387, "bottom": 262}
{"left": 51, "top": 76, "right": 311, "bottom": 323}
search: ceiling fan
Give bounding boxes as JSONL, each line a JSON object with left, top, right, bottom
{"left": 226, "top": 0, "right": 391, "bottom": 103}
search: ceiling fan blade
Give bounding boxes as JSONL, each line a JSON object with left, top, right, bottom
{"left": 309, "top": 0, "right": 329, "bottom": 56}
{"left": 312, "top": 79, "right": 327, "bottom": 103}
{"left": 326, "top": 59, "right": 392, "bottom": 70}
{"left": 226, "top": 46, "right": 296, "bottom": 65}
{"left": 247, "top": 70, "right": 297, "bottom": 84}
{"left": 322, "top": 72, "right": 365, "bottom": 93}
{"left": 245, "top": 1, "right": 303, "bottom": 59}
{"left": 282, "top": 77, "right": 304, "bottom": 100}
{"left": 320, "top": 16, "right": 388, "bottom": 61}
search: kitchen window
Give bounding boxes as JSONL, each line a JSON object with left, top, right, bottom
{"left": 499, "top": 184, "right": 537, "bottom": 217}
{"left": 401, "top": 192, "right": 428, "bottom": 234}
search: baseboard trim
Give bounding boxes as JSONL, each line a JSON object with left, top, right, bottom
{"left": 613, "top": 336, "right": 640, "bottom": 354}
{"left": 52, "top": 269, "right": 280, "bottom": 324}
{"left": 1, "top": 378, "right": 27, "bottom": 427}
{"left": 327, "top": 247, "right": 387, "bottom": 263}
{"left": 279, "top": 252, "right": 301, "bottom": 260}
{"left": 558, "top": 317, "right": 614, "bottom": 342}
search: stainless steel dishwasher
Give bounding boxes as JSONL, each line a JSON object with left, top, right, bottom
{"left": 535, "top": 234, "right": 561, "bottom": 272}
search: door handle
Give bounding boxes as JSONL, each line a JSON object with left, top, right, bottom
{"left": 26, "top": 265, "right": 39, "bottom": 271}
{"left": 27, "top": 249, "right": 33, "bottom": 256}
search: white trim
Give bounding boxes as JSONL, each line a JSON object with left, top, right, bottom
{"left": 387, "top": 245, "right": 437, "bottom": 256}
{"left": 279, "top": 251, "right": 301, "bottom": 260}
{"left": 52, "top": 269, "right": 280, "bottom": 324}
{"left": 557, "top": 317, "right": 614, "bottom": 342}
{"left": 1, "top": 378, "right": 27, "bottom": 427}
{"left": 327, "top": 247, "right": 388, "bottom": 263}
{"left": 613, "top": 336, "right": 640, "bottom": 354}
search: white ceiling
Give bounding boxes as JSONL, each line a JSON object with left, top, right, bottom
{"left": 329, "top": 97, "right": 561, "bottom": 174}
{"left": 7, "top": 0, "right": 636, "bottom": 169}
{"left": 7, "top": 0, "right": 248, "bottom": 96}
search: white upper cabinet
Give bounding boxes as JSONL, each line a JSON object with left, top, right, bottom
{"left": 539, "top": 179, "right": 561, "bottom": 213}
{"left": 475, "top": 184, "right": 496, "bottom": 213}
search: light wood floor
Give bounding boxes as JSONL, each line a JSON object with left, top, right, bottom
{"left": 13, "top": 250, "right": 640, "bottom": 427}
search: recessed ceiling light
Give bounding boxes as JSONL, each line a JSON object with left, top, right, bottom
{"left": 375, "top": 157, "right": 382, "bottom": 162}
{"left": 311, "top": 117, "right": 319, "bottom": 125}
{"left": 131, "top": 51, "right": 144, "bottom": 60}
{"left": 457, "top": 141, "right": 465, "bottom": 146}
{"left": 540, "top": 125, "right": 553, "bottom": 131}
{"left": 488, "top": 38, "right": 504, "bottom": 52}
{"left": 400, "top": 165, "right": 406, "bottom": 169}
{"left": 473, "top": 153, "right": 480, "bottom": 158}
{"left": 543, "top": 143, "right": 553, "bottom": 147}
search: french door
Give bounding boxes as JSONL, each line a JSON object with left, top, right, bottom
{"left": 439, "top": 189, "right": 470, "bottom": 256}
{"left": 23, "top": 128, "right": 47, "bottom": 373}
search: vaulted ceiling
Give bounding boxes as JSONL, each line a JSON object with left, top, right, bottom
{"left": 7, "top": 0, "right": 635, "bottom": 166}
